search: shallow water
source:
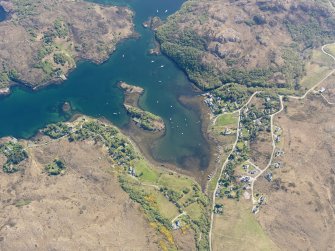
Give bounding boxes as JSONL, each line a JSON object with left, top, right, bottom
{"left": 0, "top": 0, "right": 211, "bottom": 170}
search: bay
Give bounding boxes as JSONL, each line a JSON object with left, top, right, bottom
{"left": 0, "top": 0, "right": 211, "bottom": 171}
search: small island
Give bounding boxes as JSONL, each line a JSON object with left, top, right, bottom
{"left": 0, "top": 0, "right": 134, "bottom": 93}
{"left": 119, "top": 81, "right": 165, "bottom": 132}
{"left": 142, "top": 16, "right": 162, "bottom": 31}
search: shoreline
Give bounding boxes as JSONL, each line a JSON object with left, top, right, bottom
{"left": 178, "top": 94, "right": 220, "bottom": 189}
{"left": 0, "top": 28, "right": 139, "bottom": 97}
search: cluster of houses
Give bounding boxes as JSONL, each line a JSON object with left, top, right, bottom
{"left": 128, "top": 166, "right": 136, "bottom": 176}
{"left": 242, "top": 163, "right": 259, "bottom": 175}
{"left": 203, "top": 93, "right": 220, "bottom": 113}
{"left": 239, "top": 174, "right": 253, "bottom": 191}
{"left": 240, "top": 176, "right": 251, "bottom": 183}
{"left": 263, "top": 96, "right": 281, "bottom": 115}
{"left": 215, "top": 180, "right": 238, "bottom": 199}
{"left": 202, "top": 92, "right": 235, "bottom": 114}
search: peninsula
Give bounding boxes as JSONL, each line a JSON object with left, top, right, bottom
{"left": 120, "top": 81, "right": 165, "bottom": 132}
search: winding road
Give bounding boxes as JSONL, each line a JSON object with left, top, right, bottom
{"left": 208, "top": 42, "right": 335, "bottom": 251}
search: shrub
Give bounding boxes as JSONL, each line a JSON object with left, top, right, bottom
{"left": 45, "top": 159, "right": 66, "bottom": 175}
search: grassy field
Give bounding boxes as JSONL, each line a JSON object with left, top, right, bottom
{"left": 209, "top": 113, "right": 239, "bottom": 139}
{"left": 119, "top": 157, "right": 209, "bottom": 249}
{"left": 185, "top": 202, "right": 203, "bottom": 219}
{"left": 135, "top": 159, "right": 160, "bottom": 183}
{"left": 324, "top": 43, "right": 335, "bottom": 58}
{"left": 155, "top": 190, "right": 180, "bottom": 220}
{"left": 215, "top": 113, "right": 238, "bottom": 127}
{"left": 158, "top": 173, "right": 194, "bottom": 191}
{"left": 300, "top": 47, "right": 334, "bottom": 89}
{"left": 300, "top": 64, "right": 332, "bottom": 89}
{"left": 212, "top": 199, "right": 279, "bottom": 251}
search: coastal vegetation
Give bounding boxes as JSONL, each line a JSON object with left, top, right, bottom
{"left": 0, "top": 118, "right": 177, "bottom": 250}
{"left": 0, "top": 69, "right": 19, "bottom": 88}
{"left": 42, "top": 122, "right": 71, "bottom": 139}
{"left": 48, "top": 117, "right": 210, "bottom": 250}
{"left": 125, "top": 105, "right": 165, "bottom": 132}
{"left": 69, "top": 120, "right": 138, "bottom": 167}
{"left": 0, "top": 141, "right": 28, "bottom": 173}
{"left": 119, "top": 167, "right": 210, "bottom": 250}
{"left": 209, "top": 84, "right": 255, "bottom": 113}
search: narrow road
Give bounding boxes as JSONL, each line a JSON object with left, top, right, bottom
{"left": 250, "top": 96, "right": 284, "bottom": 205}
{"left": 289, "top": 43, "right": 335, "bottom": 100}
{"left": 321, "top": 93, "right": 335, "bottom": 105}
{"left": 208, "top": 91, "right": 259, "bottom": 251}
{"left": 171, "top": 211, "right": 186, "bottom": 224}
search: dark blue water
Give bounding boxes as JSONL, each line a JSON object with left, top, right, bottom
{"left": 0, "top": 6, "right": 6, "bottom": 22}
{"left": 0, "top": 0, "right": 210, "bottom": 170}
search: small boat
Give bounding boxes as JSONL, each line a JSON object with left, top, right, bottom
{"left": 165, "top": 9, "right": 168, "bottom": 13}
{"left": 156, "top": 9, "right": 159, "bottom": 13}
{"left": 113, "top": 112, "right": 118, "bottom": 115}
{"left": 151, "top": 60, "right": 155, "bottom": 63}
{"left": 122, "top": 54, "right": 125, "bottom": 58}
{"left": 160, "top": 65, "right": 165, "bottom": 68}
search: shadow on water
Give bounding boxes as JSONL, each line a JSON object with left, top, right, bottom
{"left": 0, "top": 0, "right": 212, "bottom": 174}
